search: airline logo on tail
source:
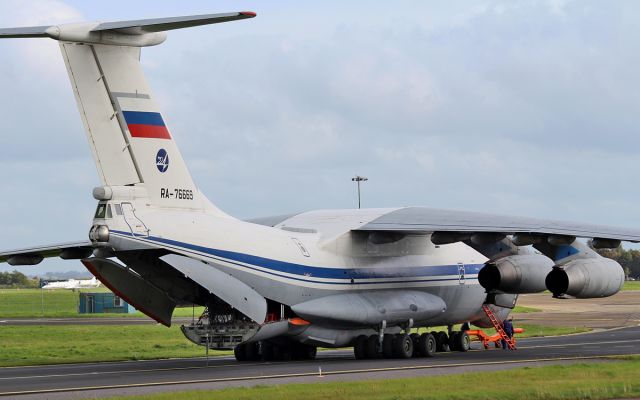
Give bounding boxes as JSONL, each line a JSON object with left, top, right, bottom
{"left": 122, "top": 111, "right": 171, "bottom": 139}
{"left": 156, "top": 149, "right": 169, "bottom": 173}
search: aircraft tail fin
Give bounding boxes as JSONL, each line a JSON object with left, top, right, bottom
{"left": 0, "top": 12, "right": 256, "bottom": 213}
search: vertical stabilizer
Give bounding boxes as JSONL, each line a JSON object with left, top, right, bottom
{"left": 0, "top": 12, "right": 256, "bottom": 214}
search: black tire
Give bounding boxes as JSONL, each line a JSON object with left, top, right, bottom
{"left": 456, "top": 331, "right": 471, "bottom": 352}
{"left": 273, "top": 344, "right": 291, "bottom": 361}
{"left": 293, "top": 343, "right": 317, "bottom": 360}
{"left": 382, "top": 334, "right": 395, "bottom": 358}
{"left": 260, "top": 341, "right": 276, "bottom": 361}
{"left": 410, "top": 333, "right": 421, "bottom": 357}
{"left": 234, "top": 344, "right": 247, "bottom": 362}
{"left": 245, "top": 342, "right": 260, "bottom": 361}
{"left": 417, "top": 333, "right": 436, "bottom": 357}
{"left": 354, "top": 335, "right": 368, "bottom": 360}
{"left": 365, "top": 335, "right": 381, "bottom": 359}
{"left": 449, "top": 332, "right": 460, "bottom": 351}
{"left": 305, "top": 345, "right": 318, "bottom": 360}
{"left": 435, "top": 331, "right": 449, "bottom": 352}
{"left": 393, "top": 334, "right": 413, "bottom": 359}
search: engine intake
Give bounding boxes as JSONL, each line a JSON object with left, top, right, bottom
{"left": 478, "top": 254, "right": 554, "bottom": 294}
{"left": 545, "top": 258, "right": 624, "bottom": 298}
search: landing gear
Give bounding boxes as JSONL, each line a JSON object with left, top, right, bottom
{"left": 392, "top": 334, "right": 413, "bottom": 359}
{"left": 353, "top": 335, "right": 368, "bottom": 360}
{"left": 434, "top": 331, "right": 449, "bottom": 352}
{"left": 233, "top": 342, "right": 261, "bottom": 361}
{"left": 365, "top": 334, "right": 381, "bottom": 359}
{"left": 234, "top": 340, "right": 317, "bottom": 362}
{"left": 415, "top": 333, "right": 436, "bottom": 357}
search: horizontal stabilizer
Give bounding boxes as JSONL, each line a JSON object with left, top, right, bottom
{"left": 0, "top": 11, "right": 256, "bottom": 47}
{"left": 92, "top": 12, "right": 256, "bottom": 34}
{"left": 0, "top": 25, "right": 51, "bottom": 38}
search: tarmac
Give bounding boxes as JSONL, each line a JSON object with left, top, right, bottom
{"left": 1, "top": 326, "right": 639, "bottom": 399}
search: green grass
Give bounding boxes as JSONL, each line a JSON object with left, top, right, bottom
{"left": 512, "top": 305, "right": 542, "bottom": 313}
{"left": 0, "top": 288, "right": 203, "bottom": 318}
{"left": 104, "top": 357, "right": 640, "bottom": 400}
{"left": 622, "top": 280, "right": 640, "bottom": 291}
{"left": 0, "top": 325, "right": 231, "bottom": 367}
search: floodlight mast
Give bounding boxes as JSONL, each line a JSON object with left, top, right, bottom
{"left": 351, "top": 175, "right": 368, "bottom": 209}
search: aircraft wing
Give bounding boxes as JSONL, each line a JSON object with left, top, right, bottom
{"left": 0, "top": 241, "right": 94, "bottom": 266}
{"left": 354, "top": 207, "right": 640, "bottom": 245}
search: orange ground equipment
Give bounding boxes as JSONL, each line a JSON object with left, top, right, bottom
{"left": 467, "top": 304, "right": 523, "bottom": 349}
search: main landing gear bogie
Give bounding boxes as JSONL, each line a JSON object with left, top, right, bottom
{"left": 234, "top": 341, "right": 317, "bottom": 362}
{"left": 353, "top": 329, "right": 470, "bottom": 360}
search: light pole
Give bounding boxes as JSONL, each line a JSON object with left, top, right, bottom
{"left": 351, "top": 175, "right": 368, "bottom": 209}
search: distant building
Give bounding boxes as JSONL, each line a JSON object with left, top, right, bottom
{"left": 78, "top": 292, "right": 136, "bottom": 314}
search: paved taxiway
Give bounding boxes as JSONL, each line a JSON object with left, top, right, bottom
{"left": 1, "top": 326, "right": 638, "bottom": 399}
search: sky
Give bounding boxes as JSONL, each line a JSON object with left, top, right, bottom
{"left": 1, "top": 0, "right": 639, "bottom": 274}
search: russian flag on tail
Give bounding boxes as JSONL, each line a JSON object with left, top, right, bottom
{"left": 123, "top": 111, "right": 171, "bottom": 139}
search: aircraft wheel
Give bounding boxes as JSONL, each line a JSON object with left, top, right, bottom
{"left": 393, "top": 334, "right": 413, "bottom": 359}
{"left": 456, "top": 331, "right": 471, "bottom": 352}
{"left": 382, "top": 334, "right": 396, "bottom": 358}
{"left": 260, "top": 341, "right": 276, "bottom": 361}
{"left": 409, "top": 333, "right": 421, "bottom": 357}
{"left": 234, "top": 344, "right": 248, "bottom": 362}
{"left": 305, "top": 345, "right": 318, "bottom": 360}
{"left": 354, "top": 335, "right": 368, "bottom": 359}
{"left": 292, "top": 343, "right": 317, "bottom": 360}
{"left": 449, "top": 332, "right": 460, "bottom": 351}
{"left": 417, "top": 333, "right": 436, "bottom": 357}
{"left": 435, "top": 331, "right": 449, "bottom": 352}
{"left": 245, "top": 342, "right": 260, "bottom": 361}
{"left": 365, "top": 335, "right": 381, "bottom": 359}
{"left": 273, "top": 344, "right": 292, "bottom": 361}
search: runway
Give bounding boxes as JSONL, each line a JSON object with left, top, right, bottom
{"left": 1, "top": 326, "right": 639, "bottom": 399}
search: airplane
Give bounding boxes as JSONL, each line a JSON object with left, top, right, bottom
{"left": 0, "top": 11, "right": 637, "bottom": 361}
{"left": 41, "top": 277, "right": 101, "bottom": 290}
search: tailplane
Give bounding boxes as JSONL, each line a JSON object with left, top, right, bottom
{"left": 0, "top": 12, "right": 256, "bottom": 213}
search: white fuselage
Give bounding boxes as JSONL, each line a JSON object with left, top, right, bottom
{"left": 99, "top": 199, "right": 493, "bottom": 327}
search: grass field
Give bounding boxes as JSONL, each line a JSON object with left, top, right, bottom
{"left": 0, "top": 325, "right": 230, "bottom": 367}
{"left": 512, "top": 305, "right": 542, "bottom": 313}
{"left": 104, "top": 357, "right": 640, "bottom": 400}
{"left": 0, "top": 288, "right": 204, "bottom": 318}
{"left": 623, "top": 280, "right": 640, "bottom": 291}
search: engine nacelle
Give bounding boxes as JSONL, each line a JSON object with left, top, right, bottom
{"left": 545, "top": 257, "right": 624, "bottom": 298}
{"left": 478, "top": 254, "right": 554, "bottom": 294}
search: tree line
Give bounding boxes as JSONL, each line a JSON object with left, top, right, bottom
{"left": 0, "top": 271, "right": 39, "bottom": 288}
{"left": 596, "top": 246, "right": 640, "bottom": 279}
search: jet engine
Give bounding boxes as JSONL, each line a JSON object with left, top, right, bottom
{"left": 545, "top": 257, "right": 624, "bottom": 298}
{"left": 478, "top": 254, "right": 554, "bottom": 294}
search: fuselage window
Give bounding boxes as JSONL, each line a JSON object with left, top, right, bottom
{"left": 94, "top": 203, "right": 107, "bottom": 219}
{"left": 106, "top": 204, "right": 113, "bottom": 219}
{"left": 114, "top": 203, "right": 123, "bottom": 216}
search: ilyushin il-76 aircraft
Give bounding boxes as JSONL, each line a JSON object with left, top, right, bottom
{"left": 0, "top": 11, "right": 637, "bottom": 361}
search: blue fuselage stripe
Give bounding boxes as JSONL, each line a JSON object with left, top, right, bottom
{"left": 111, "top": 230, "right": 483, "bottom": 283}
